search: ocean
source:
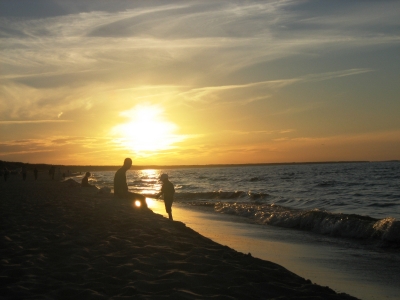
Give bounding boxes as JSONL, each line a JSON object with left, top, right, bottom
{"left": 80, "top": 161, "right": 400, "bottom": 246}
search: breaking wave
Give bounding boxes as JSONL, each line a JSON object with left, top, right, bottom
{"left": 214, "top": 202, "right": 400, "bottom": 243}
{"left": 172, "top": 191, "right": 270, "bottom": 201}
{"left": 144, "top": 190, "right": 400, "bottom": 244}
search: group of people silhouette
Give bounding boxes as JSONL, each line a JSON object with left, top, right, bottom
{"left": 2, "top": 166, "right": 38, "bottom": 181}
{"left": 2, "top": 158, "right": 175, "bottom": 221}
{"left": 114, "top": 158, "right": 175, "bottom": 220}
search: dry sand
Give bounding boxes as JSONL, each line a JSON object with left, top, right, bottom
{"left": 1, "top": 174, "right": 358, "bottom": 299}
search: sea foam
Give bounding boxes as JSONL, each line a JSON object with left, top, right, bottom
{"left": 214, "top": 202, "right": 400, "bottom": 243}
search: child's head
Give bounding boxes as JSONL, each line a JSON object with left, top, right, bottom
{"left": 160, "top": 173, "right": 168, "bottom": 182}
{"left": 85, "top": 172, "right": 91, "bottom": 177}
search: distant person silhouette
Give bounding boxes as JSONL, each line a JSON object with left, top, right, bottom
{"left": 3, "top": 167, "right": 9, "bottom": 182}
{"left": 157, "top": 173, "right": 175, "bottom": 220}
{"left": 22, "top": 165, "right": 27, "bottom": 181}
{"left": 49, "top": 166, "right": 55, "bottom": 180}
{"left": 81, "top": 172, "right": 95, "bottom": 187}
{"left": 34, "top": 167, "right": 38, "bottom": 180}
{"left": 114, "top": 158, "right": 148, "bottom": 208}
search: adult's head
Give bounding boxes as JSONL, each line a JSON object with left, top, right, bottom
{"left": 85, "top": 172, "right": 91, "bottom": 177}
{"left": 123, "top": 158, "right": 132, "bottom": 169}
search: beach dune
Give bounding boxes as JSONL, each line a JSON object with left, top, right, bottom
{"left": 1, "top": 176, "right": 357, "bottom": 299}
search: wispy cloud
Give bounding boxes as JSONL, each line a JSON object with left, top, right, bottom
{"left": 0, "top": 136, "right": 119, "bottom": 164}
{"left": 0, "top": 120, "right": 72, "bottom": 124}
{"left": 303, "top": 69, "right": 373, "bottom": 82}
{"left": 175, "top": 68, "right": 371, "bottom": 105}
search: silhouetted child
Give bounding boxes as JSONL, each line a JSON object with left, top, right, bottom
{"left": 34, "top": 167, "right": 38, "bottom": 180}
{"left": 157, "top": 174, "right": 175, "bottom": 220}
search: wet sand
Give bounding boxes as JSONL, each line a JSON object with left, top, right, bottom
{"left": 1, "top": 175, "right": 357, "bottom": 299}
{"left": 152, "top": 203, "right": 400, "bottom": 300}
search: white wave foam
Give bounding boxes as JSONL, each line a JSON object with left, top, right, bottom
{"left": 214, "top": 202, "right": 400, "bottom": 242}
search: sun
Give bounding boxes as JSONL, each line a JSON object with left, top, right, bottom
{"left": 112, "top": 104, "right": 185, "bottom": 154}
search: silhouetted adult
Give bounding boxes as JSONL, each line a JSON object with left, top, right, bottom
{"left": 34, "top": 167, "right": 38, "bottom": 180}
{"left": 114, "top": 158, "right": 148, "bottom": 208}
{"left": 81, "top": 172, "right": 95, "bottom": 187}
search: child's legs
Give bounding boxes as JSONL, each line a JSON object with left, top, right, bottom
{"left": 164, "top": 198, "right": 173, "bottom": 214}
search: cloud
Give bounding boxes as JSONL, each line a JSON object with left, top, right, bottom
{"left": 0, "top": 135, "right": 119, "bottom": 164}
{"left": 274, "top": 130, "right": 400, "bottom": 145}
{"left": 303, "top": 68, "right": 373, "bottom": 82}
{"left": 51, "top": 137, "right": 92, "bottom": 144}
{"left": 0, "top": 81, "right": 98, "bottom": 119}
{"left": 293, "top": 2, "right": 400, "bottom": 32}
{"left": 0, "top": 120, "right": 72, "bottom": 124}
{"left": 174, "top": 68, "right": 370, "bottom": 106}
{"left": 176, "top": 78, "right": 295, "bottom": 105}
{"left": 1, "top": 1, "right": 397, "bottom": 82}
{"left": 222, "top": 129, "right": 294, "bottom": 136}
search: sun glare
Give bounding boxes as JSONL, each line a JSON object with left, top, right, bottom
{"left": 112, "top": 104, "right": 185, "bottom": 154}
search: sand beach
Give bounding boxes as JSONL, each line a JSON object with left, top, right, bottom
{"left": 1, "top": 174, "right": 358, "bottom": 299}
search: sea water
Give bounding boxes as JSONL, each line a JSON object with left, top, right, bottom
{"left": 81, "top": 161, "right": 400, "bottom": 246}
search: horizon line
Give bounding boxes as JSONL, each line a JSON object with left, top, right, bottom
{"left": 1, "top": 160, "right": 399, "bottom": 169}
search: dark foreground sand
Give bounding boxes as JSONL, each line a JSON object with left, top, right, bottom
{"left": 0, "top": 175, "right": 358, "bottom": 299}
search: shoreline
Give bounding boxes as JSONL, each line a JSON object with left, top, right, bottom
{"left": 151, "top": 202, "right": 400, "bottom": 300}
{"left": 1, "top": 176, "right": 358, "bottom": 299}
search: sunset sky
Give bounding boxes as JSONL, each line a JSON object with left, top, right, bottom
{"left": 1, "top": 0, "right": 399, "bottom": 166}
